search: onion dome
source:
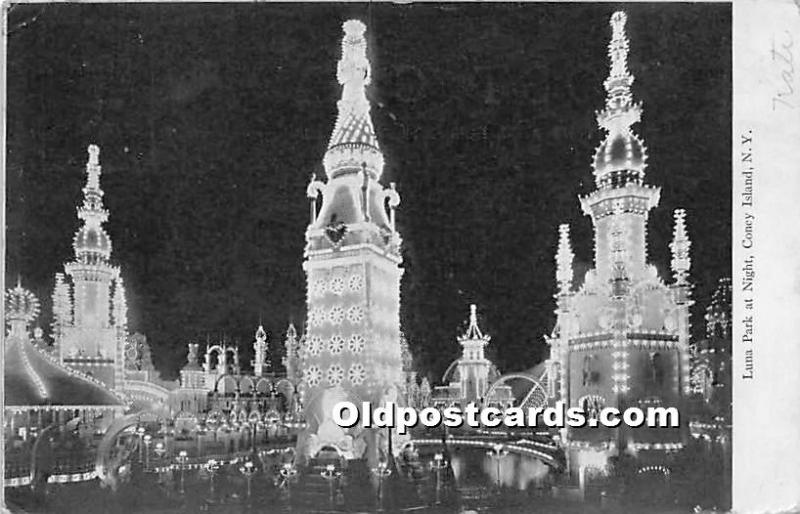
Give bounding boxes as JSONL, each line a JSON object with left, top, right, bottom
{"left": 592, "top": 131, "right": 647, "bottom": 187}
{"left": 323, "top": 20, "right": 384, "bottom": 180}
{"left": 592, "top": 11, "right": 648, "bottom": 189}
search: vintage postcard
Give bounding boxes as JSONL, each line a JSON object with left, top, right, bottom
{"left": 1, "top": 1, "right": 797, "bottom": 513}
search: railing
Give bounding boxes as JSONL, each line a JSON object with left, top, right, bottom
{"left": 409, "top": 438, "right": 560, "bottom": 467}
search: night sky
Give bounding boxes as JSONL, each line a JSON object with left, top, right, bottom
{"left": 6, "top": 3, "right": 731, "bottom": 382}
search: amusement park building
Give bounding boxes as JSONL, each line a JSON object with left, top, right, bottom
{"left": 295, "top": 20, "right": 406, "bottom": 464}
{"left": 547, "top": 11, "right": 692, "bottom": 474}
{"left": 169, "top": 324, "right": 304, "bottom": 428}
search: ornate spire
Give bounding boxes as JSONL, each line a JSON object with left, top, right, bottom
{"left": 52, "top": 272, "right": 72, "bottom": 329}
{"left": 670, "top": 209, "right": 691, "bottom": 284}
{"left": 253, "top": 324, "right": 270, "bottom": 375}
{"left": 73, "top": 144, "right": 112, "bottom": 263}
{"left": 323, "top": 20, "right": 384, "bottom": 180}
{"left": 592, "top": 11, "right": 648, "bottom": 189}
{"left": 459, "top": 304, "right": 490, "bottom": 344}
{"left": 556, "top": 224, "right": 574, "bottom": 294}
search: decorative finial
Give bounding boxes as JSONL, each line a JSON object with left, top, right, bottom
{"left": 591, "top": 11, "right": 648, "bottom": 189}
{"left": 600, "top": 11, "right": 639, "bottom": 133}
{"left": 670, "top": 209, "right": 691, "bottom": 284}
{"left": 460, "top": 304, "right": 490, "bottom": 343}
{"left": 556, "top": 224, "right": 574, "bottom": 294}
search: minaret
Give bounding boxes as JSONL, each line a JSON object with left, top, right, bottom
{"left": 457, "top": 305, "right": 492, "bottom": 404}
{"left": 300, "top": 20, "right": 404, "bottom": 462}
{"left": 66, "top": 145, "right": 114, "bottom": 329}
{"left": 670, "top": 209, "right": 691, "bottom": 286}
{"left": 556, "top": 224, "right": 574, "bottom": 296}
{"left": 57, "top": 145, "right": 127, "bottom": 389}
{"left": 253, "top": 325, "right": 269, "bottom": 376}
{"left": 580, "top": 11, "right": 660, "bottom": 284}
{"left": 670, "top": 209, "right": 693, "bottom": 395}
{"left": 51, "top": 272, "right": 72, "bottom": 355}
{"left": 282, "top": 323, "right": 300, "bottom": 381}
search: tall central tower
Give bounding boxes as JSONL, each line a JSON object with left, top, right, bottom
{"left": 53, "top": 145, "right": 128, "bottom": 390}
{"left": 299, "top": 20, "right": 404, "bottom": 461}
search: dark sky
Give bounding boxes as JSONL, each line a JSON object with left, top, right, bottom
{"left": 6, "top": 3, "right": 731, "bottom": 381}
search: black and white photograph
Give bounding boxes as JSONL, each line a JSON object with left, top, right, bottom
{"left": 6, "top": 2, "right": 793, "bottom": 513}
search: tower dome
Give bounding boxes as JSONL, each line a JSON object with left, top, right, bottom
{"left": 592, "top": 131, "right": 647, "bottom": 180}
{"left": 74, "top": 225, "right": 112, "bottom": 259}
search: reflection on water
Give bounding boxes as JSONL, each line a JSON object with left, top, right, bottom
{"left": 447, "top": 449, "right": 550, "bottom": 491}
{"left": 7, "top": 444, "right": 722, "bottom": 513}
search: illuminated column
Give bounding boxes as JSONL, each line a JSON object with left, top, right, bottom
{"left": 253, "top": 325, "right": 268, "bottom": 377}
{"left": 670, "top": 209, "right": 693, "bottom": 396}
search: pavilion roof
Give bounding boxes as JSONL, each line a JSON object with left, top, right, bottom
{"left": 4, "top": 335, "right": 126, "bottom": 411}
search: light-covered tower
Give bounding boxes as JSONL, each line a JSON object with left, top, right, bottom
{"left": 283, "top": 323, "right": 301, "bottom": 382}
{"left": 456, "top": 305, "right": 493, "bottom": 404}
{"left": 299, "top": 20, "right": 404, "bottom": 462}
{"left": 550, "top": 11, "right": 691, "bottom": 475}
{"left": 56, "top": 145, "right": 128, "bottom": 389}
{"left": 252, "top": 325, "right": 269, "bottom": 376}
{"left": 51, "top": 272, "right": 72, "bottom": 355}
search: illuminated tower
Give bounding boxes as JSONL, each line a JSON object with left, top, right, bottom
{"left": 300, "top": 19, "right": 404, "bottom": 461}
{"left": 456, "top": 305, "right": 492, "bottom": 403}
{"left": 252, "top": 325, "right": 269, "bottom": 376}
{"left": 55, "top": 145, "right": 127, "bottom": 389}
{"left": 550, "top": 12, "right": 691, "bottom": 474}
{"left": 283, "top": 323, "right": 301, "bottom": 382}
